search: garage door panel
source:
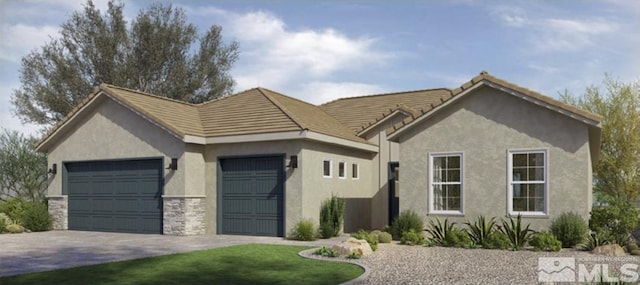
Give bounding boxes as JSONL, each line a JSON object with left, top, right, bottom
{"left": 255, "top": 199, "right": 280, "bottom": 215}
{"left": 222, "top": 218, "right": 253, "bottom": 235}
{"left": 223, "top": 198, "right": 254, "bottom": 214}
{"left": 66, "top": 159, "right": 162, "bottom": 234}
{"left": 255, "top": 219, "right": 279, "bottom": 236}
{"left": 222, "top": 179, "right": 253, "bottom": 194}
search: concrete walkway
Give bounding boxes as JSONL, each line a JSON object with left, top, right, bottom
{"left": 0, "top": 230, "right": 347, "bottom": 277}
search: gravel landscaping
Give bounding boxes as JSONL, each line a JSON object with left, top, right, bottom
{"left": 302, "top": 243, "right": 640, "bottom": 285}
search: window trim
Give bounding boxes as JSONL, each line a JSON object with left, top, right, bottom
{"left": 338, "top": 161, "right": 347, "bottom": 179}
{"left": 351, "top": 163, "right": 360, "bottom": 180}
{"left": 428, "top": 152, "right": 464, "bottom": 215}
{"left": 323, "top": 159, "right": 332, "bottom": 178}
{"left": 507, "top": 148, "right": 549, "bottom": 217}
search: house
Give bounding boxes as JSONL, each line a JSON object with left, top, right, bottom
{"left": 36, "top": 71, "right": 601, "bottom": 236}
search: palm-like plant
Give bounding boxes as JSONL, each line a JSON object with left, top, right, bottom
{"left": 426, "top": 218, "right": 456, "bottom": 245}
{"left": 465, "top": 216, "right": 497, "bottom": 246}
{"left": 497, "top": 214, "right": 535, "bottom": 251}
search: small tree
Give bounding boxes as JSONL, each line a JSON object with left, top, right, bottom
{"left": 0, "top": 129, "right": 48, "bottom": 203}
{"left": 319, "top": 195, "right": 345, "bottom": 238}
{"left": 589, "top": 197, "right": 639, "bottom": 246}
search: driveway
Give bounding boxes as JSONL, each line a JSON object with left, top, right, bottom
{"left": 0, "top": 230, "right": 346, "bottom": 277}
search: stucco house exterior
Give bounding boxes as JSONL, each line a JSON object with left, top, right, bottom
{"left": 36, "top": 71, "right": 601, "bottom": 236}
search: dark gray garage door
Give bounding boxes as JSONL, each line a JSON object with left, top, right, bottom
{"left": 218, "top": 156, "right": 284, "bottom": 237}
{"left": 65, "top": 158, "right": 163, "bottom": 234}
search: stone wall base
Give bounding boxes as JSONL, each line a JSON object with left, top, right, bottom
{"left": 47, "top": 195, "right": 68, "bottom": 230}
{"left": 163, "top": 196, "right": 205, "bottom": 235}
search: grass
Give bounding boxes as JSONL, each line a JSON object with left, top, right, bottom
{"left": 1, "top": 244, "right": 364, "bottom": 285}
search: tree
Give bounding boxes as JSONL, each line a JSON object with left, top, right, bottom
{"left": 0, "top": 129, "right": 48, "bottom": 203}
{"left": 12, "top": 0, "right": 239, "bottom": 126}
{"left": 561, "top": 76, "right": 640, "bottom": 202}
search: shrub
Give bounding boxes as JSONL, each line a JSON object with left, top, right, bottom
{"left": 627, "top": 244, "right": 639, "bottom": 252}
{"left": 290, "top": 219, "right": 318, "bottom": 241}
{"left": 351, "top": 229, "right": 378, "bottom": 251}
{"left": 314, "top": 246, "right": 339, "bottom": 257}
{"left": 0, "top": 215, "right": 5, "bottom": 233}
{"left": 579, "top": 231, "right": 609, "bottom": 251}
{"left": 443, "top": 228, "right": 473, "bottom": 248}
{"left": 0, "top": 197, "right": 28, "bottom": 225}
{"left": 529, "top": 231, "right": 562, "bottom": 252}
{"left": 465, "top": 216, "right": 497, "bottom": 246}
{"left": 5, "top": 223, "right": 24, "bottom": 233}
{"left": 391, "top": 210, "right": 423, "bottom": 239}
{"left": 377, "top": 232, "right": 392, "bottom": 243}
{"left": 425, "top": 217, "right": 455, "bottom": 246}
{"left": 550, "top": 212, "right": 587, "bottom": 248}
{"left": 498, "top": 215, "right": 535, "bottom": 251}
{"left": 631, "top": 249, "right": 640, "bottom": 256}
{"left": 346, "top": 252, "right": 361, "bottom": 259}
{"left": 382, "top": 225, "right": 392, "bottom": 234}
{"left": 589, "top": 199, "right": 639, "bottom": 246}
{"left": 400, "top": 229, "right": 425, "bottom": 245}
{"left": 482, "top": 232, "right": 511, "bottom": 250}
{"left": 22, "top": 202, "right": 52, "bottom": 232}
{"left": 319, "top": 195, "right": 345, "bottom": 238}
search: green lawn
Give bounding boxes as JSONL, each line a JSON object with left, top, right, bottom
{"left": 1, "top": 244, "right": 364, "bottom": 285}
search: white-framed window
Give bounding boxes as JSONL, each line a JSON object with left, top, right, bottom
{"left": 338, "top": 161, "right": 346, "bottom": 179}
{"left": 351, "top": 163, "right": 359, "bottom": 179}
{"left": 429, "top": 152, "right": 463, "bottom": 214}
{"left": 323, "top": 159, "right": 332, "bottom": 178}
{"left": 508, "top": 149, "right": 547, "bottom": 216}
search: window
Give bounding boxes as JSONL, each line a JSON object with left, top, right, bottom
{"left": 323, "top": 159, "right": 332, "bottom": 178}
{"left": 429, "top": 153, "right": 463, "bottom": 214}
{"left": 338, "top": 161, "right": 346, "bottom": 179}
{"left": 351, "top": 163, "right": 359, "bottom": 179}
{"left": 508, "top": 150, "right": 547, "bottom": 215}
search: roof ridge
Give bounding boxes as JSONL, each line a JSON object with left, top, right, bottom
{"left": 100, "top": 84, "right": 195, "bottom": 106}
{"left": 257, "top": 88, "right": 308, "bottom": 130}
{"left": 320, "top": 87, "right": 452, "bottom": 106}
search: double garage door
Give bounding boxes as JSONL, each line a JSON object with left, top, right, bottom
{"left": 66, "top": 159, "right": 163, "bottom": 234}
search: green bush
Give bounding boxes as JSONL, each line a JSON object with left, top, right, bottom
{"left": 346, "top": 252, "right": 361, "bottom": 259}
{"left": 290, "top": 219, "right": 318, "bottom": 241}
{"left": 0, "top": 197, "right": 28, "bottom": 225}
{"left": 589, "top": 199, "right": 639, "bottom": 246}
{"left": 443, "top": 228, "right": 473, "bottom": 248}
{"left": 351, "top": 229, "right": 378, "bottom": 251}
{"left": 465, "top": 216, "right": 497, "bottom": 246}
{"left": 377, "top": 232, "right": 392, "bottom": 243}
{"left": 627, "top": 244, "right": 639, "bottom": 252}
{"left": 482, "top": 232, "right": 511, "bottom": 250}
{"left": 425, "top": 217, "right": 455, "bottom": 246}
{"left": 529, "top": 231, "right": 562, "bottom": 252}
{"left": 22, "top": 202, "right": 52, "bottom": 232}
{"left": 550, "top": 212, "right": 587, "bottom": 248}
{"left": 5, "top": 223, "right": 24, "bottom": 233}
{"left": 631, "top": 249, "right": 640, "bottom": 256}
{"left": 0, "top": 215, "right": 6, "bottom": 233}
{"left": 319, "top": 195, "right": 345, "bottom": 238}
{"left": 391, "top": 210, "right": 423, "bottom": 239}
{"left": 579, "top": 231, "right": 609, "bottom": 251}
{"left": 498, "top": 214, "right": 534, "bottom": 251}
{"left": 400, "top": 229, "right": 425, "bottom": 245}
{"left": 313, "top": 246, "right": 339, "bottom": 257}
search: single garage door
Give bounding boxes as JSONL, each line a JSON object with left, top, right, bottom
{"left": 66, "top": 158, "right": 163, "bottom": 234}
{"left": 219, "top": 156, "right": 284, "bottom": 237}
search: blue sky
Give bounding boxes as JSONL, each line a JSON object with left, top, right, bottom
{"left": 1, "top": 0, "right": 638, "bottom": 136}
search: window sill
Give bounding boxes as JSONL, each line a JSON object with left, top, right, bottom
{"left": 508, "top": 212, "right": 549, "bottom": 219}
{"left": 428, "top": 211, "right": 464, "bottom": 217}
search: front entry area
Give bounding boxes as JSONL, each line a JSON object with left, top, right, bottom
{"left": 218, "top": 155, "right": 285, "bottom": 237}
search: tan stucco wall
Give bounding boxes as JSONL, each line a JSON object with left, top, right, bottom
{"left": 398, "top": 86, "right": 593, "bottom": 230}
{"left": 362, "top": 113, "right": 407, "bottom": 229}
{"left": 46, "top": 98, "right": 186, "bottom": 197}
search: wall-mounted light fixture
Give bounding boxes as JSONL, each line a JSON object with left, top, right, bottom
{"left": 167, "top": 158, "right": 178, "bottom": 171}
{"left": 287, "top": 155, "right": 298, "bottom": 169}
{"left": 48, "top": 163, "right": 57, "bottom": 175}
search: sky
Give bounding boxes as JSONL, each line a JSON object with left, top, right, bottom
{"left": 1, "top": 0, "right": 638, "bottom": 137}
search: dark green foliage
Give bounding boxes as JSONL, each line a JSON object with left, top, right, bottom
{"left": 425, "top": 217, "right": 455, "bottom": 246}
{"left": 290, "top": 219, "right": 317, "bottom": 241}
{"left": 400, "top": 229, "right": 425, "bottom": 245}
{"left": 346, "top": 252, "right": 361, "bottom": 259}
{"left": 313, "top": 246, "right": 338, "bottom": 258}
{"left": 443, "top": 228, "right": 473, "bottom": 248}
{"left": 579, "top": 231, "right": 609, "bottom": 251}
{"left": 550, "top": 212, "right": 587, "bottom": 248}
{"left": 12, "top": 0, "right": 239, "bottom": 126}
{"left": 391, "top": 210, "right": 423, "bottom": 239}
{"left": 589, "top": 198, "right": 639, "bottom": 246}
{"left": 0, "top": 130, "right": 48, "bottom": 203}
{"left": 482, "top": 232, "right": 511, "bottom": 250}
{"left": 0, "top": 214, "right": 6, "bottom": 233}
{"left": 529, "top": 231, "right": 562, "bottom": 252}
{"left": 631, "top": 249, "right": 640, "bottom": 256}
{"left": 0, "top": 197, "right": 28, "bottom": 225}
{"left": 22, "top": 202, "right": 52, "bottom": 232}
{"left": 627, "top": 244, "right": 639, "bottom": 252}
{"left": 351, "top": 229, "right": 378, "bottom": 251}
{"left": 497, "top": 215, "right": 535, "bottom": 251}
{"left": 319, "top": 195, "right": 345, "bottom": 238}
{"left": 465, "top": 216, "right": 497, "bottom": 246}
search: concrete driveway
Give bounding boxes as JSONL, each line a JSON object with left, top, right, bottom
{"left": 0, "top": 230, "right": 345, "bottom": 277}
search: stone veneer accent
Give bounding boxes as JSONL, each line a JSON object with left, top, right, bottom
{"left": 47, "top": 195, "right": 68, "bottom": 230}
{"left": 163, "top": 196, "right": 206, "bottom": 235}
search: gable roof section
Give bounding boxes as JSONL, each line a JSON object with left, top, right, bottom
{"left": 320, "top": 88, "right": 452, "bottom": 133}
